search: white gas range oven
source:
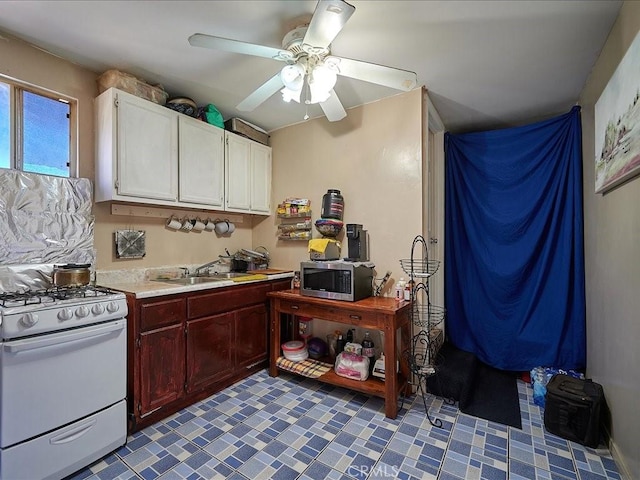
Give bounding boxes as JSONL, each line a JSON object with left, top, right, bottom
{"left": 0, "top": 285, "right": 127, "bottom": 480}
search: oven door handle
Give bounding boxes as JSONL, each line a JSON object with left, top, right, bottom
{"left": 5, "top": 320, "right": 125, "bottom": 353}
{"left": 50, "top": 418, "right": 97, "bottom": 445}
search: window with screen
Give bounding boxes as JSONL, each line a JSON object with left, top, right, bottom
{"left": 0, "top": 78, "right": 75, "bottom": 177}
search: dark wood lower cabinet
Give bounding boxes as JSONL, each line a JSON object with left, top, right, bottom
{"left": 236, "top": 304, "right": 268, "bottom": 370}
{"left": 126, "top": 278, "right": 290, "bottom": 433}
{"left": 139, "top": 324, "right": 185, "bottom": 416}
{"left": 186, "top": 312, "right": 235, "bottom": 393}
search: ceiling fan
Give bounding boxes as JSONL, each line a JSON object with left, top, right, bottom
{"left": 188, "top": 0, "right": 417, "bottom": 122}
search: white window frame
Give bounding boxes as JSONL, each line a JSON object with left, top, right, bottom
{"left": 1, "top": 75, "right": 77, "bottom": 177}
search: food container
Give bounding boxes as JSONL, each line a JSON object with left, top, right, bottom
{"left": 307, "top": 337, "right": 328, "bottom": 359}
{"left": 282, "top": 340, "right": 308, "bottom": 362}
{"left": 314, "top": 218, "right": 344, "bottom": 238}
{"left": 52, "top": 264, "right": 91, "bottom": 287}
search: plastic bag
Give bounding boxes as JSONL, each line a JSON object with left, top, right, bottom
{"left": 198, "top": 104, "right": 224, "bottom": 129}
{"left": 335, "top": 352, "right": 369, "bottom": 381}
{"left": 531, "top": 366, "right": 584, "bottom": 408}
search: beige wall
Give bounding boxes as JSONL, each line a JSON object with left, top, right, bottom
{"left": 0, "top": 31, "right": 97, "bottom": 179}
{"left": 0, "top": 30, "right": 252, "bottom": 271}
{"left": 253, "top": 88, "right": 424, "bottom": 296}
{"left": 580, "top": 2, "right": 640, "bottom": 478}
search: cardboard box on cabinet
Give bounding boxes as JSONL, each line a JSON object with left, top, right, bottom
{"left": 97, "top": 69, "right": 168, "bottom": 105}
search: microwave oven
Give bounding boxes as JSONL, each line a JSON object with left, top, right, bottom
{"left": 300, "top": 261, "right": 374, "bottom": 302}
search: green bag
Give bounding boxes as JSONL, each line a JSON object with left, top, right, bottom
{"left": 199, "top": 104, "right": 224, "bottom": 128}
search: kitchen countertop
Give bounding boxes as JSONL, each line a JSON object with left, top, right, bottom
{"left": 99, "top": 271, "right": 293, "bottom": 299}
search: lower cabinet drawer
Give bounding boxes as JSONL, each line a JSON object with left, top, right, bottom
{"left": 140, "top": 298, "right": 186, "bottom": 332}
{"left": 278, "top": 300, "right": 381, "bottom": 327}
{"left": 188, "top": 283, "right": 271, "bottom": 319}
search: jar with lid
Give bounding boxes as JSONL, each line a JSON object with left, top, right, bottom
{"left": 321, "top": 189, "right": 344, "bottom": 221}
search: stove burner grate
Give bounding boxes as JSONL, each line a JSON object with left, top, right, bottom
{"left": 0, "top": 285, "right": 118, "bottom": 308}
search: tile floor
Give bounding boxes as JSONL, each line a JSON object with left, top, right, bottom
{"left": 70, "top": 370, "right": 622, "bottom": 480}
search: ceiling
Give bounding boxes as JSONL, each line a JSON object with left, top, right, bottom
{"left": 0, "top": 1, "right": 622, "bottom": 134}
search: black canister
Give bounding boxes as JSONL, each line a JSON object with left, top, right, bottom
{"left": 321, "top": 189, "right": 344, "bottom": 220}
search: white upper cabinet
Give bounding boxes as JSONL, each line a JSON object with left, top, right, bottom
{"left": 225, "top": 131, "right": 251, "bottom": 212}
{"left": 96, "top": 88, "right": 271, "bottom": 215}
{"left": 224, "top": 131, "right": 272, "bottom": 215}
{"left": 250, "top": 142, "right": 272, "bottom": 214}
{"left": 178, "top": 116, "right": 224, "bottom": 208}
{"left": 95, "top": 88, "right": 178, "bottom": 204}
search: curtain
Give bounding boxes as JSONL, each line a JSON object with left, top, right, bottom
{"left": 444, "top": 106, "right": 585, "bottom": 371}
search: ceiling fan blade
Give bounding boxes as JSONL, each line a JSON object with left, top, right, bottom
{"left": 320, "top": 90, "right": 347, "bottom": 122}
{"left": 303, "top": 0, "right": 355, "bottom": 51}
{"left": 328, "top": 56, "right": 417, "bottom": 91}
{"left": 189, "top": 33, "right": 294, "bottom": 61}
{"left": 236, "top": 73, "right": 284, "bottom": 112}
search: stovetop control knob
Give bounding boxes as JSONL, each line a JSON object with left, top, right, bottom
{"left": 106, "top": 301, "right": 120, "bottom": 313}
{"left": 75, "top": 305, "right": 90, "bottom": 318}
{"left": 91, "top": 304, "right": 105, "bottom": 315}
{"left": 57, "top": 308, "right": 73, "bottom": 321}
{"left": 20, "top": 312, "right": 39, "bottom": 328}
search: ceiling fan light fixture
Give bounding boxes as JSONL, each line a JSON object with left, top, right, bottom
{"left": 281, "top": 86, "right": 302, "bottom": 103}
{"left": 280, "top": 63, "right": 305, "bottom": 90}
{"left": 308, "top": 62, "right": 337, "bottom": 104}
{"left": 280, "top": 63, "right": 305, "bottom": 103}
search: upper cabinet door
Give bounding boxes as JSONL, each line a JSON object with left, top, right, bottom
{"left": 116, "top": 91, "right": 178, "bottom": 201}
{"left": 250, "top": 142, "right": 271, "bottom": 214}
{"left": 225, "top": 132, "right": 252, "bottom": 212}
{"left": 178, "top": 116, "right": 224, "bottom": 207}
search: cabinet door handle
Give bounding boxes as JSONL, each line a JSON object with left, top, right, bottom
{"left": 349, "top": 314, "right": 361, "bottom": 320}
{"left": 291, "top": 305, "right": 299, "bottom": 310}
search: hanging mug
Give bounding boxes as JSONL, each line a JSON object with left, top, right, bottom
{"left": 204, "top": 218, "right": 216, "bottom": 231}
{"left": 192, "top": 217, "right": 206, "bottom": 232}
{"left": 214, "top": 220, "right": 229, "bottom": 235}
{"left": 180, "top": 218, "right": 194, "bottom": 232}
{"left": 166, "top": 216, "right": 182, "bottom": 230}
{"left": 225, "top": 219, "right": 236, "bottom": 234}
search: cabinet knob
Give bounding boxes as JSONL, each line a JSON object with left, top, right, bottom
{"left": 291, "top": 305, "right": 299, "bottom": 310}
{"left": 349, "top": 314, "right": 361, "bottom": 320}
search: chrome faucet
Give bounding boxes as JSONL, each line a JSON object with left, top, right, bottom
{"left": 193, "top": 260, "right": 220, "bottom": 276}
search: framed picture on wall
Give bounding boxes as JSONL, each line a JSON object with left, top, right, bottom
{"left": 594, "top": 30, "right": 640, "bottom": 194}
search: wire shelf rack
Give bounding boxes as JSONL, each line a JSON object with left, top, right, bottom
{"left": 399, "top": 258, "right": 440, "bottom": 278}
{"left": 411, "top": 304, "right": 446, "bottom": 328}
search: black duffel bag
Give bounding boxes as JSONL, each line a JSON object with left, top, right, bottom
{"left": 544, "top": 374, "right": 604, "bottom": 448}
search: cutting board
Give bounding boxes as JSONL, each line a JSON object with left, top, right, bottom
{"left": 247, "top": 269, "right": 293, "bottom": 275}
{"left": 231, "top": 274, "right": 268, "bottom": 283}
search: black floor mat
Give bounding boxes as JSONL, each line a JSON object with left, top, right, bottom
{"left": 426, "top": 342, "right": 522, "bottom": 429}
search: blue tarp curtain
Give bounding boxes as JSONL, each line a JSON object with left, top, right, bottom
{"left": 444, "top": 106, "right": 585, "bottom": 371}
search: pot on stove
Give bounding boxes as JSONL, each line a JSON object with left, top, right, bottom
{"left": 52, "top": 263, "right": 91, "bottom": 287}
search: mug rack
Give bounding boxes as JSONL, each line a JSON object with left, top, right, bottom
{"left": 110, "top": 203, "right": 243, "bottom": 224}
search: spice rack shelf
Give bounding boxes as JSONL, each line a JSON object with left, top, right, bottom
{"left": 277, "top": 210, "right": 312, "bottom": 241}
{"left": 400, "top": 234, "right": 446, "bottom": 427}
{"left": 277, "top": 212, "right": 312, "bottom": 219}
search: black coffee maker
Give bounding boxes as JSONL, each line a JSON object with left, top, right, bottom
{"left": 345, "top": 224, "right": 369, "bottom": 262}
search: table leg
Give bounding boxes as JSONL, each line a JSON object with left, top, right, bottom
{"left": 400, "top": 316, "right": 412, "bottom": 396}
{"left": 269, "top": 301, "right": 280, "bottom": 377}
{"left": 384, "top": 322, "right": 397, "bottom": 419}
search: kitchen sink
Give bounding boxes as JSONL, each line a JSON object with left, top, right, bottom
{"left": 206, "top": 272, "right": 249, "bottom": 279}
{"left": 155, "top": 272, "right": 248, "bottom": 285}
{"left": 156, "top": 276, "right": 225, "bottom": 286}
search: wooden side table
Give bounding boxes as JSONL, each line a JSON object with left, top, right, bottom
{"left": 267, "top": 290, "right": 412, "bottom": 419}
